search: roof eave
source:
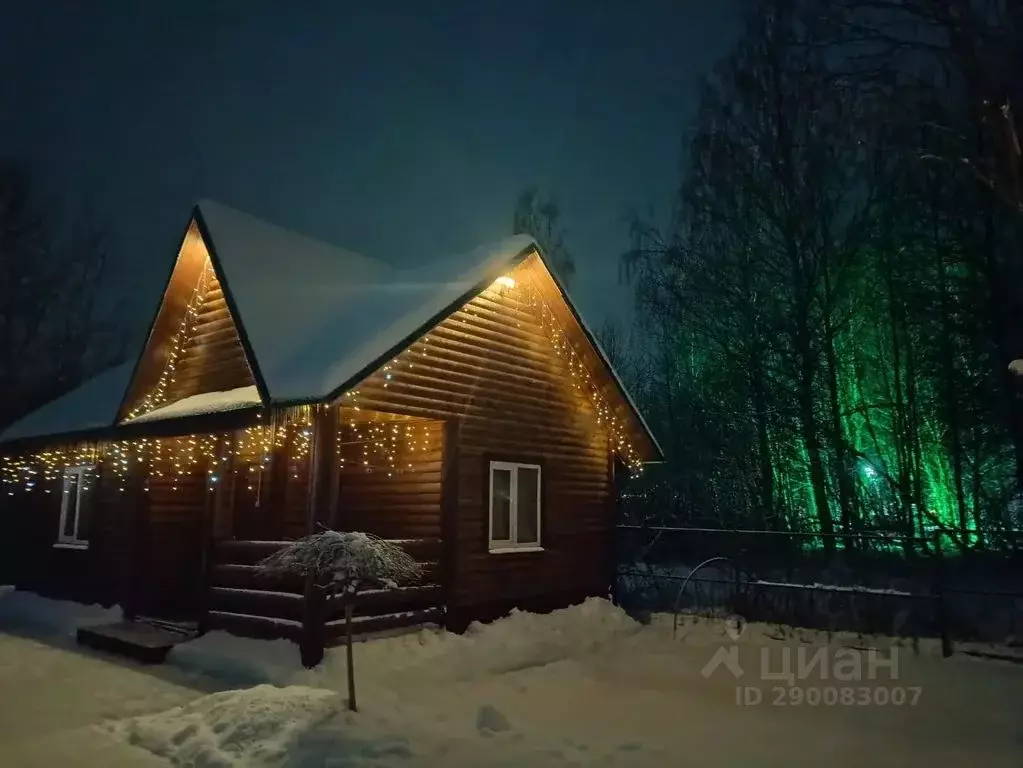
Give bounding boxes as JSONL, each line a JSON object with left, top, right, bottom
{"left": 319, "top": 243, "right": 539, "bottom": 405}
{"left": 528, "top": 245, "right": 665, "bottom": 462}
{"left": 192, "top": 204, "right": 272, "bottom": 405}
{"left": 313, "top": 237, "right": 663, "bottom": 463}
{"left": 0, "top": 406, "right": 264, "bottom": 455}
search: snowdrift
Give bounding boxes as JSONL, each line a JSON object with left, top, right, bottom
{"left": 169, "top": 596, "right": 640, "bottom": 689}
{"left": 0, "top": 589, "right": 120, "bottom": 639}
{"left": 109, "top": 684, "right": 340, "bottom": 766}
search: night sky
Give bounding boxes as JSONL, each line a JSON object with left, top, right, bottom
{"left": 0, "top": 1, "right": 743, "bottom": 342}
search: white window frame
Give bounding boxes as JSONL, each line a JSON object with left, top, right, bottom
{"left": 54, "top": 465, "right": 90, "bottom": 550}
{"left": 488, "top": 460, "right": 543, "bottom": 554}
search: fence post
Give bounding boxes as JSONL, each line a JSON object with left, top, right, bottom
{"left": 932, "top": 530, "right": 953, "bottom": 658}
{"left": 731, "top": 559, "right": 742, "bottom": 616}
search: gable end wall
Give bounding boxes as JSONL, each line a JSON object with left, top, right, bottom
{"left": 339, "top": 257, "right": 614, "bottom": 614}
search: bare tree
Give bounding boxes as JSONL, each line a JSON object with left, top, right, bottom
{"left": 513, "top": 187, "right": 576, "bottom": 288}
{"left": 0, "top": 159, "right": 125, "bottom": 431}
{"left": 829, "top": 0, "right": 1023, "bottom": 494}
{"left": 828, "top": 0, "right": 1022, "bottom": 210}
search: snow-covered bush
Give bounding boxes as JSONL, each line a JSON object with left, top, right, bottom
{"left": 257, "top": 529, "right": 424, "bottom": 708}
{"left": 258, "top": 530, "right": 424, "bottom": 595}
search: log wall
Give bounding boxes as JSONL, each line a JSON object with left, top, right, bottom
{"left": 335, "top": 418, "right": 445, "bottom": 542}
{"left": 170, "top": 263, "right": 255, "bottom": 401}
{"left": 0, "top": 447, "right": 138, "bottom": 609}
{"left": 142, "top": 447, "right": 207, "bottom": 618}
{"left": 121, "top": 221, "right": 256, "bottom": 420}
{"left": 338, "top": 255, "right": 615, "bottom": 615}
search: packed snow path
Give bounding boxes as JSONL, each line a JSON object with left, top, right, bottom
{"left": 0, "top": 634, "right": 206, "bottom": 766}
{"left": 1, "top": 593, "right": 1022, "bottom": 766}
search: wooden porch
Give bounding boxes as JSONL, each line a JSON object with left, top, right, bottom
{"left": 185, "top": 405, "right": 455, "bottom": 648}
{"left": 202, "top": 537, "right": 445, "bottom": 644}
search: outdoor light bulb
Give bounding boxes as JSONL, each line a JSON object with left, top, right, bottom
{"left": 494, "top": 275, "right": 516, "bottom": 289}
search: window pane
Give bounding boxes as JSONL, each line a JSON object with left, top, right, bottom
{"left": 62, "top": 472, "right": 80, "bottom": 539}
{"left": 76, "top": 471, "right": 92, "bottom": 541}
{"left": 491, "top": 467, "right": 511, "bottom": 540}
{"left": 516, "top": 467, "right": 539, "bottom": 544}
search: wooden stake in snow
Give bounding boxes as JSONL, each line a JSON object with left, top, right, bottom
{"left": 257, "top": 530, "right": 424, "bottom": 709}
{"left": 345, "top": 602, "right": 356, "bottom": 712}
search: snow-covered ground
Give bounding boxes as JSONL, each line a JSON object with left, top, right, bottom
{"left": 1, "top": 590, "right": 1022, "bottom": 767}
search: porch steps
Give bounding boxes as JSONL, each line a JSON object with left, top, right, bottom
{"left": 207, "top": 610, "right": 303, "bottom": 641}
{"left": 207, "top": 584, "right": 444, "bottom": 621}
{"left": 209, "top": 563, "right": 303, "bottom": 592}
{"left": 344, "top": 584, "right": 442, "bottom": 612}
{"left": 213, "top": 540, "right": 294, "bottom": 565}
{"left": 211, "top": 561, "right": 442, "bottom": 591}
{"left": 206, "top": 607, "right": 444, "bottom": 644}
{"left": 325, "top": 606, "right": 444, "bottom": 642}
{"left": 205, "top": 538, "right": 445, "bottom": 643}
{"left": 209, "top": 587, "right": 304, "bottom": 620}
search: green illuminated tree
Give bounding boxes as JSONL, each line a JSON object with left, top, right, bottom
{"left": 623, "top": 0, "right": 1023, "bottom": 547}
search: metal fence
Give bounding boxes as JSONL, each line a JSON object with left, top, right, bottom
{"left": 615, "top": 525, "right": 1023, "bottom": 658}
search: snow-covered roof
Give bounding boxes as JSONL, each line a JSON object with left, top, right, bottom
{"left": 196, "top": 200, "right": 535, "bottom": 403}
{"left": 248, "top": 235, "right": 537, "bottom": 402}
{"left": 0, "top": 361, "right": 135, "bottom": 443}
{"left": 123, "top": 385, "right": 262, "bottom": 424}
{"left": 2, "top": 201, "right": 659, "bottom": 458}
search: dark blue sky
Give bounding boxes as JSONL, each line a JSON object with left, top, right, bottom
{"left": 0, "top": 1, "right": 743, "bottom": 337}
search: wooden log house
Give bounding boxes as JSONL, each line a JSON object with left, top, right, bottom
{"left": 0, "top": 200, "right": 662, "bottom": 643}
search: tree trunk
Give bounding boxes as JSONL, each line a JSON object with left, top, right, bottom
{"left": 750, "top": 362, "right": 775, "bottom": 529}
{"left": 345, "top": 602, "right": 357, "bottom": 712}
{"left": 824, "top": 324, "right": 856, "bottom": 546}
{"left": 884, "top": 255, "right": 914, "bottom": 546}
{"left": 905, "top": 342, "right": 926, "bottom": 545}
{"left": 936, "top": 238, "right": 969, "bottom": 537}
{"left": 796, "top": 341, "right": 835, "bottom": 549}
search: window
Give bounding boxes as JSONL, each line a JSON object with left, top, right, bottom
{"left": 488, "top": 461, "right": 542, "bottom": 552}
{"left": 55, "top": 466, "right": 91, "bottom": 549}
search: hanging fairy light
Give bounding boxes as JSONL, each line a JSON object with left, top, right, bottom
{"left": 330, "top": 404, "right": 434, "bottom": 477}
{"left": 1, "top": 405, "right": 318, "bottom": 494}
{"left": 509, "top": 268, "right": 643, "bottom": 472}
{"left": 127, "top": 260, "right": 214, "bottom": 421}
{"left": 342, "top": 261, "right": 645, "bottom": 472}
{"left": 2, "top": 256, "right": 646, "bottom": 496}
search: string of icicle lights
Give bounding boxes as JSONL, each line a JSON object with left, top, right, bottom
{"left": 342, "top": 262, "right": 644, "bottom": 472}
{"left": 0, "top": 407, "right": 435, "bottom": 496}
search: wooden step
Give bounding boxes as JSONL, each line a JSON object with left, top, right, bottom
{"left": 209, "top": 563, "right": 304, "bottom": 592}
{"left": 207, "top": 610, "right": 303, "bottom": 641}
{"left": 212, "top": 539, "right": 439, "bottom": 576}
{"left": 211, "top": 560, "right": 440, "bottom": 591}
{"left": 326, "top": 584, "right": 442, "bottom": 621}
{"left": 389, "top": 537, "right": 442, "bottom": 561}
{"left": 209, "top": 587, "right": 304, "bottom": 621}
{"left": 213, "top": 540, "right": 290, "bottom": 565}
{"left": 77, "top": 621, "right": 195, "bottom": 664}
{"left": 325, "top": 607, "right": 444, "bottom": 643}
{"left": 208, "top": 583, "right": 442, "bottom": 621}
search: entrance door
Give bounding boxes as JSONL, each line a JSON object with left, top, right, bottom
{"left": 135, "top": 469, "right": 207, "bottom": 620}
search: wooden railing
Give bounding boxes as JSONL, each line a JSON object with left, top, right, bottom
{"left": 203, "top": 537, "right": 444, "bottom": 665}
